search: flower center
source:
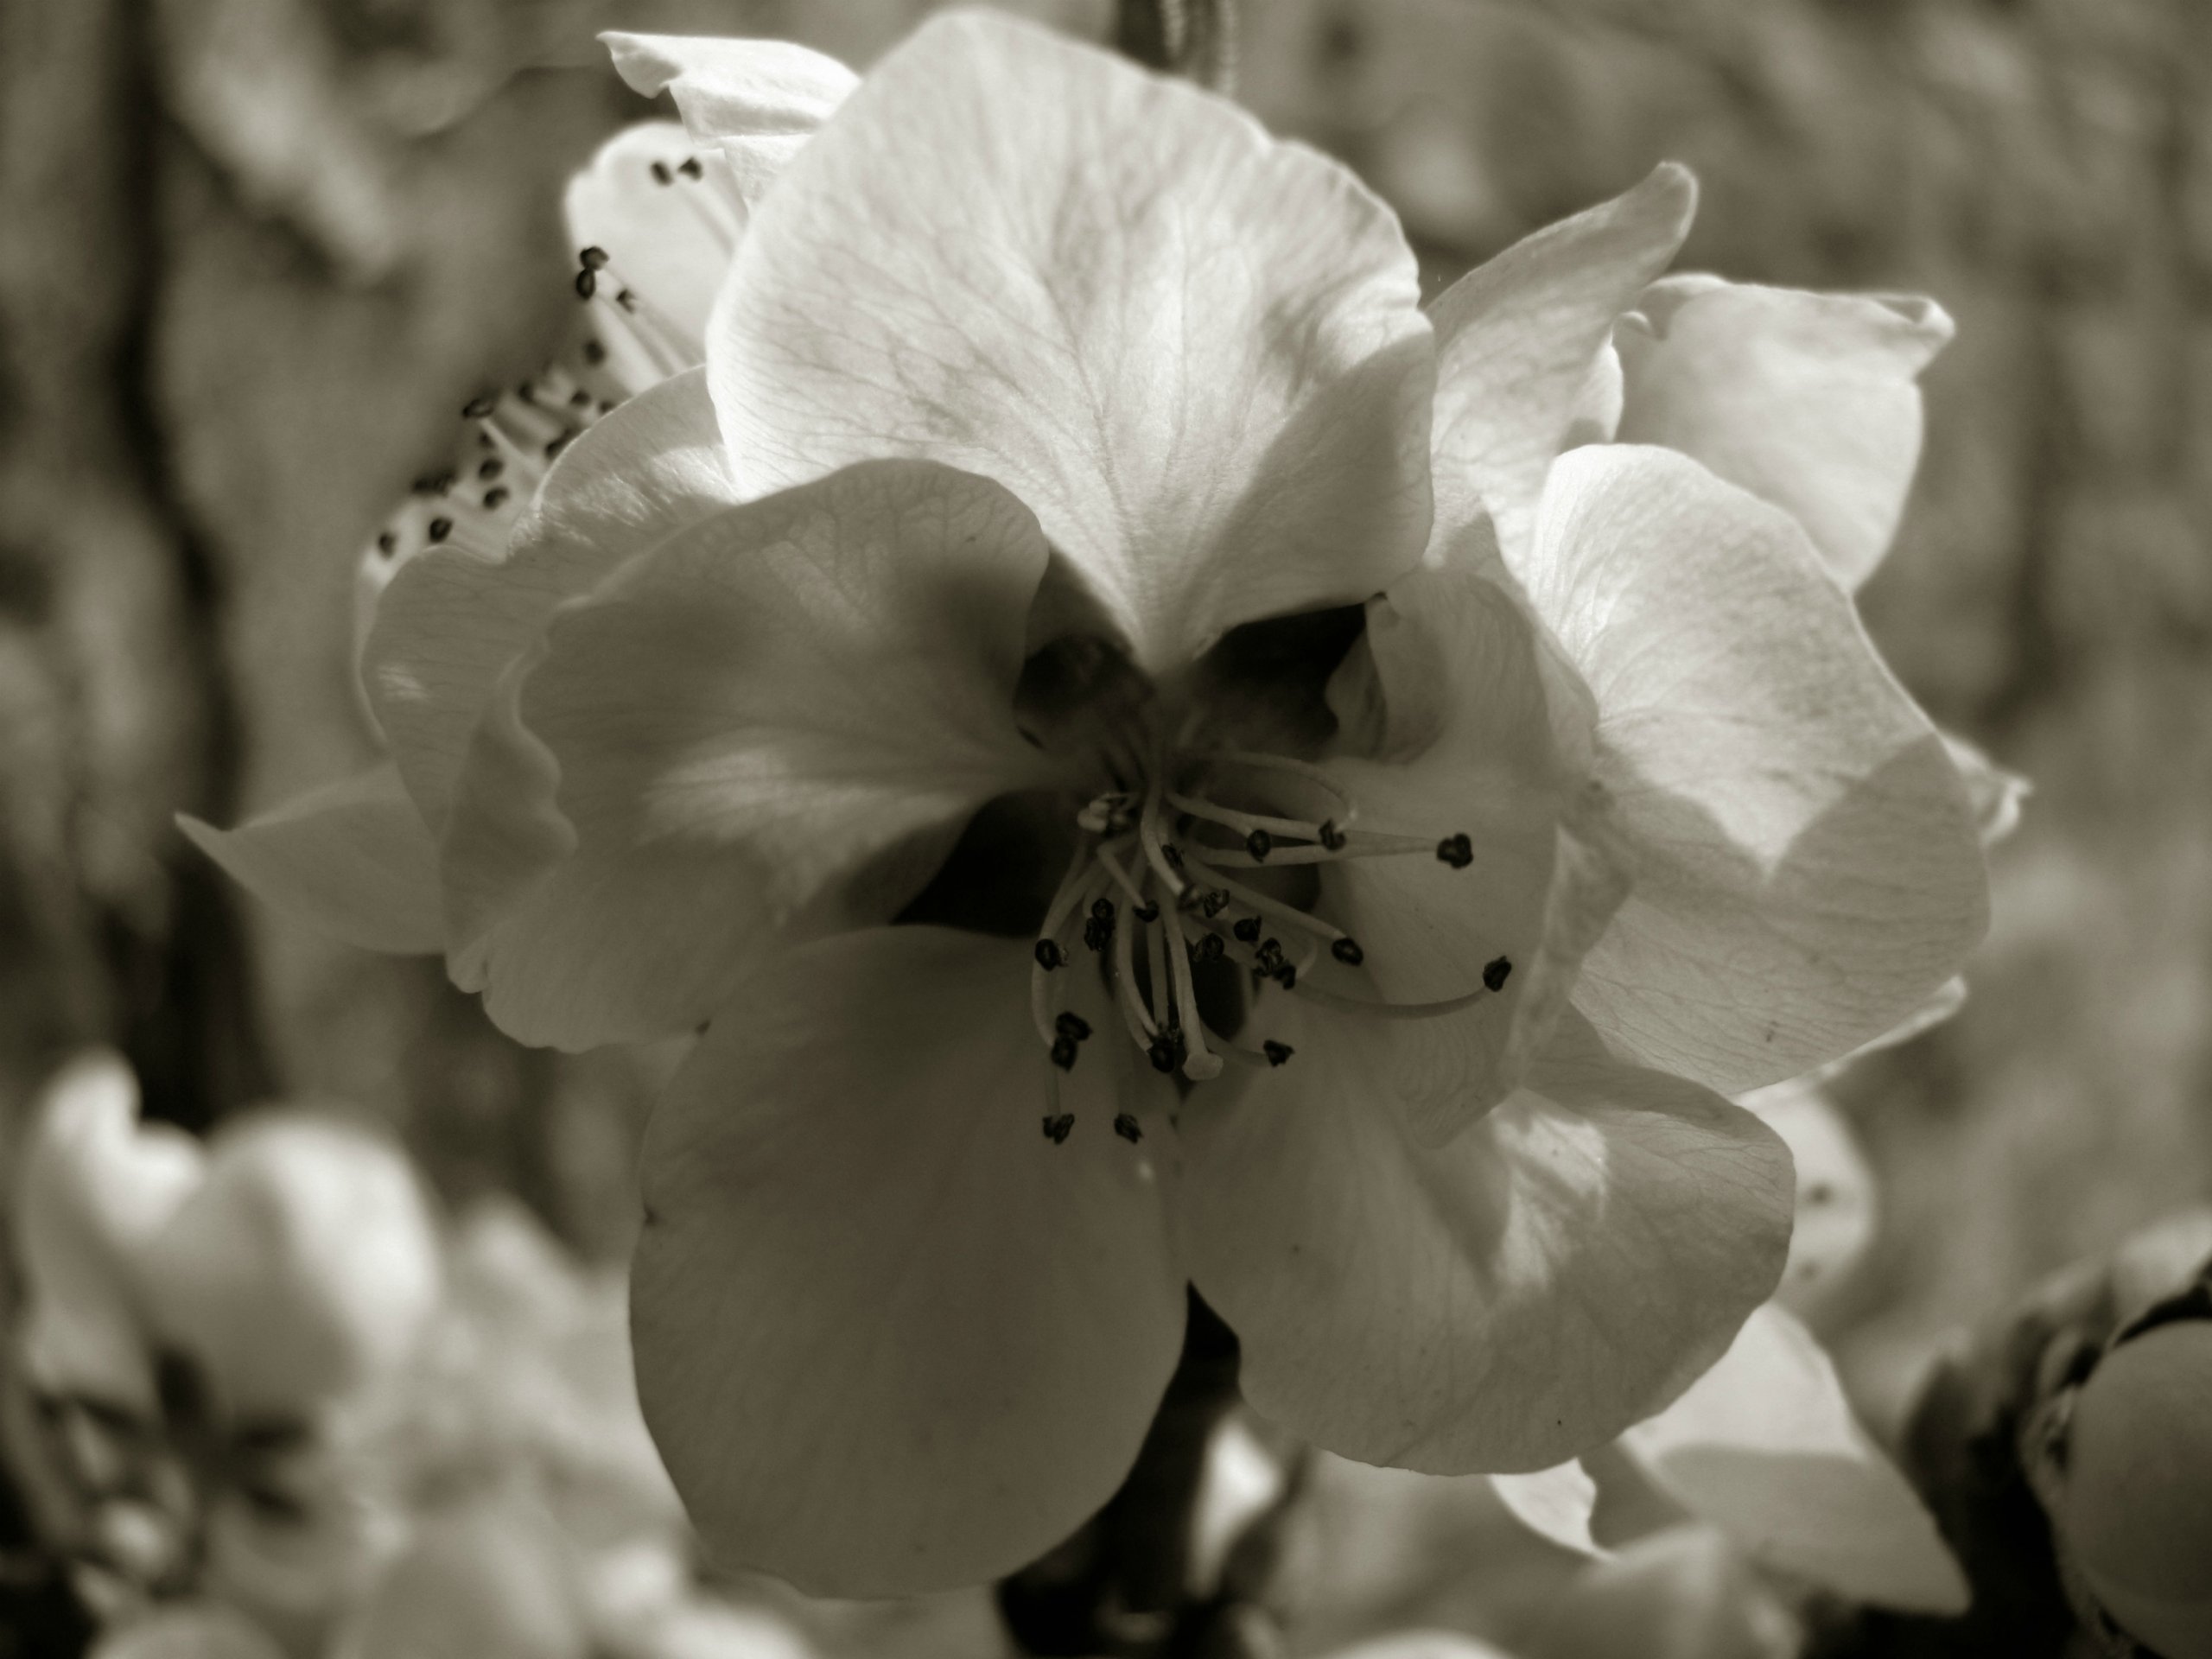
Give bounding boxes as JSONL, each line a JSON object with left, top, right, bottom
{"left": 1027, "top": 745, "right": 1510, "bottom": 1141}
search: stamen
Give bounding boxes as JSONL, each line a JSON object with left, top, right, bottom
{"left": 1166, "top": 791, "right": 1333, "bottom": 846}
{"left": 1179, "top": 852, "right": 1356, "bottom": 950}
{"left": 1164, "top": 906, "right": 1223, "bottom": 1081}
{"left": 1294, "top": 981, "right": 1496, "bottom": 1020}
{"left": 1138, "top": 778, "right": 1185, "bottom": 898}
{"left": 1111, "top": 887, "right": 1156, "bottom": 1045}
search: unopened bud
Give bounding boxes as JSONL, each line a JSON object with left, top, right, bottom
{"left": 2050, "top": 1319, "right": 2212, "bottom": 1658}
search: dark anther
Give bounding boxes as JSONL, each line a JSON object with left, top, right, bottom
{"left": 1262, "top": 1040, "right": 1294, "bottom": 1066}
{"left": 462, "top": 394, "right": 497, "bottom": 419}
{"left": 1033, "top": 939, "right": 1065, "bottom": 970}
{"left": 1255, "top": 938, "right": 1285, "bottom": 973}
{"left": 569, "top": 388, "right": 592, "bottom": 409}
{"left": 1319, "top": 818, "right": 1348, "bottom": 851}
{"left": 1135, "top": 902, "right": 1160, "bottom": 925}
{"left": 427, "top": 518, "right": 453, "bottom": 544}
{"left": 518, "top": 380, "right": 537, "bottom": 403}
{"left": 1482, "top": 956, "right": 1513, "bottom": 993}
{"left": 1245, "top": 829, "right": 1274, "bottom": 861}
{"left": 410, "top": 472, "right": 448, "bottom": 495}
{"left": 1042, "top": 1112, "right": 1075, "bottom": 1145}
{"left": 1231, "top": 917, "right": 1262, "bottom": 944}
{"left": 580, "top": 246, "right": 611, "bottom": 270}
{"left": 1082, "top": 915, "right": 1113, "bottom": 953}
{"left": 478, "top": 458, "right": 504, "bottom": 481}
{"left": 575, "top": 268, "right": 598, "bottom": 300}
{"left": 1331, "top": 938, "right": 1365, "bottom": 966}
{"left": 1114, "top": 1113, "right": 1143, "bottom": 1144}
{"left": 483, "top": 487, "right": 510, "bottom": 510}
{"left": 1163, "top": 843, "right": 1185, "bottom": 869}
{"left": 1199, "top": 889, "right": 1230, "bottom": 918}
{"left": 1195, "top": 933, "right": 1225, "bottom": 963}
{"left": 1147, "top": 1038, "right": 1179, "bottom": 1074}
{"left": 1050, "top": 1036, "right": 1079, "bottom": 1071}
{"left": 375, "top": 531, "right": 396, "bottom": 556}
{"left": 543, "top": 432, "right": 574, "bottom": 460}
{"left": 582, "top": 339, "right": 607, "bottom": 365}
{"left": 1437, "top": 833, "right": 1474, "bottom": 869}
{"left": 650, "top": 161, "right": 673, "bottom": 185}
{"left": 616, "top": 288, "right": 639, "bottom": 312}
{"left": 597, "top": 399, "right": 615, "bottom": 415}
{"left": 1055, "top": 1012, "right": 1091, "bottom": 1042}
{"left": 1273, "top": 963, "right": 1298, "bottom": 990}
{"left": 678, "top": 156, "right": 704, "bottom": 179}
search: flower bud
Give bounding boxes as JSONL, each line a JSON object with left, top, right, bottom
{"left": 2050, "top": 1319, "right": 2212, "bottom": 1658}
{"left": 133, "top": 1114, "right": 441, "bottom": 1420}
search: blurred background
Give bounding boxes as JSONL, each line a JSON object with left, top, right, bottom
{"left": 1, "top": 0, "right": 2209, "bottom": 1649}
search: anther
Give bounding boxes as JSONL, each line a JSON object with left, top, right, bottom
{"left": 1198, "top": 889, "right": 1230, "bottom": 918}
{"left": 1055, "top": 1012, "right": 1091, "bottom": 1042}
{"left": 1255, "top": 938, "right": 1286, "bottom": 973}
{"left": 651, "top": 160, "right": 673, "bottom": 185}
{"left": 1163, "top": 844, "right": 1185, "bottom": 870}
{"left": 1083, "top": 914, "right": 1113, "bottom": 953}
{"left": 1050, "top": 1036, "right": 1079, "bottom": 1071}
{"left": 1114, "top": 1113, "right": 1143, "bottom": 1144}
{"left": 582, "top": 339, "right": 607, "bottom": 365}
{"left": 569, "top": 388, "right": 592, "bottom": 410}
{"left": 1262, "top": 1040, "right": 1294, "bottom": 1067}
{"left": 1482, "top": 956, "right": 1513, "bottom": 992}
{"left": 1437, "top": 834, "right": 1474, "bottom": 869}
{"left": 575, "top": 268, "right": 598, "bottom": 300}
{"left": 1147, "top": 1038, "right": 1179, "bottom": 1074}
{"left": 375, "top": 531, "right": 396, "bottom": 556}
{"left": 1091, "top": 898, "right": 1115, "bottom": 922}
{"left": 1134, "top": 902, "right": 1160, "bottom": 925}
{"left": 1331, "top": 938, "right": 1365, "bottom": 966}
{"left": 1245, "top": 829, "right": 1274, "bottom": 862}
{"left": 462, "top": 394, "right": 497, "bottom": 419}
{"left": 1042, "top": 1113, "right": 1075, "bottom": 1145}
{"left": 543, "top": 431, "right": 575, "bottom": 460}
{"left": 1232, "top": 917, "right": 1262, "bottom": 944}
{"left": 1034, "top": 940, "right": 1065, "bottom": 970}
{"left": 580, "top": 246, "right": 610, "bottom": 271}
{"left": 427, "top": 518, "right": 453, "bottom": 544}
{"left": 1193, "top": 933, "right": 1226, "bottom": 963}
{"left": 478, "top": 458, "right": 504, "bottom": 481}
{"left": 1319, "top": 819, "right": 1349, "bottom": 851}
{"left": 677, "top": 157, "right": 703, "bottom": 179}
{"left": 1274, "top": 963, "right": 1298, "bottom": 990}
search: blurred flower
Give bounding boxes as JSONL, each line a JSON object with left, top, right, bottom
{"left": 188, "top": 9, "right": 1990, "bottom": 1599}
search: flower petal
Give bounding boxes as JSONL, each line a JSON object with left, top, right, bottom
{"left": 562, "top": 120, "right": 746, "bottom": 358}
{"left": 1427, "top": 164, "right": 1694, "bottom": 561}
{"left": 1739, "top": 1077, "right": 1878, "bottom": 1320}
{"left": 1313, "top": 568, "right": 1623, "bottom": 1141}
{"left": 11, "top": 1054, "right": 203, "bottom": 1414}
{"left": 1529, "top": 1526, "right": 1799, "bottom": 1659}
{"left": 1180, "top": 1010, "right": 1791, "bottom": 1475}
{"left": 632, "top": 928, "right": 1185, "bottom": 1596}
{"left": 709, "top": 10, "right": 1433, "bottom": 675}
{"left": 1491, "top": 1460, "right": 1606, "bottom": 1558}
{"left": 601, "top": 31, "right": 856, "bottom": 149}
{"left": 1616, "top": 277, "right": 1953, "bottom": 590}
{"left": 1517, "top": 445, "right": 1987, "bottom": 1093}
{"left": 365, "top": 368, "right": 739, "bottom": 831}
{"left": 179, "top": 763, "right": 441, "bottom": 954}
{"left": 450, "top": 460, "right": 1063, "bottom": 1050}
{"left": 1619, "top": 1303, "right": 1970, "bottom": 1613}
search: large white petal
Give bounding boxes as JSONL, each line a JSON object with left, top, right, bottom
{"left": 446, "top": 461, "right": 1063, "bottom": 1052}
{"left": 1427, "top": 165, "right": 1694, "bottom": 560}
{"left": 1619, "top": 1303, "right": 1969, "bottom": 1612}
{"left": 1517, "top": 446, "right": 1987, "bottom": 1093}
{"left": 709, "top": 10, "right": 1433, "bottom": 676}
{"left": 1180, "top": 1010, "right": 1791, "bottom": 1475}
{"left": 180, "top": 763, "right": 441, "bottom": 955}
{"left": 365, "top": 369, "right": 739, "bottom": 832}
{"left": 632, "top": 929, "right": 1185, "bottom": 1596}
{"left": 1616, "top": 276, "right": 1953, "bottom": 590}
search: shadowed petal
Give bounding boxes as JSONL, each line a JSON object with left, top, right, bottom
{"left": 709, "top": 10, "right": 1433, "bottom": 675}
{"left": 1427, "top": 164, "right": 1694, "bottom": 560}
{"left": 448, "top": 461, "right": 1063, "bottom": 1050}
{"left": 1516, "top": 446, "right": 1987, "bottom": 1093}
{"left": 180, "top": 763, "right": 441, "bottom": 954}
{"left": 1180, "top": 1009, "right": 1791, "bottom": 1475}
{"left": 1617, "top": 277, "right": 1953, "bottom": 590}
{"left": 365, "top": 369, "right": 739, "bottom": 831}
{"left": 632, "top": 929, "right": 1185, "bottom": 1596}
{"left": 1620, "top": 1304, "right": 1970, "bottom": 1612}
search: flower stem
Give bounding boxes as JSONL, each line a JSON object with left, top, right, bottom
{"left": 1113, "top": 0, "right": 1238, "bottom": 94}
{"left": 997, "top": 1291, "right": 1293, "bottom": 1658}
